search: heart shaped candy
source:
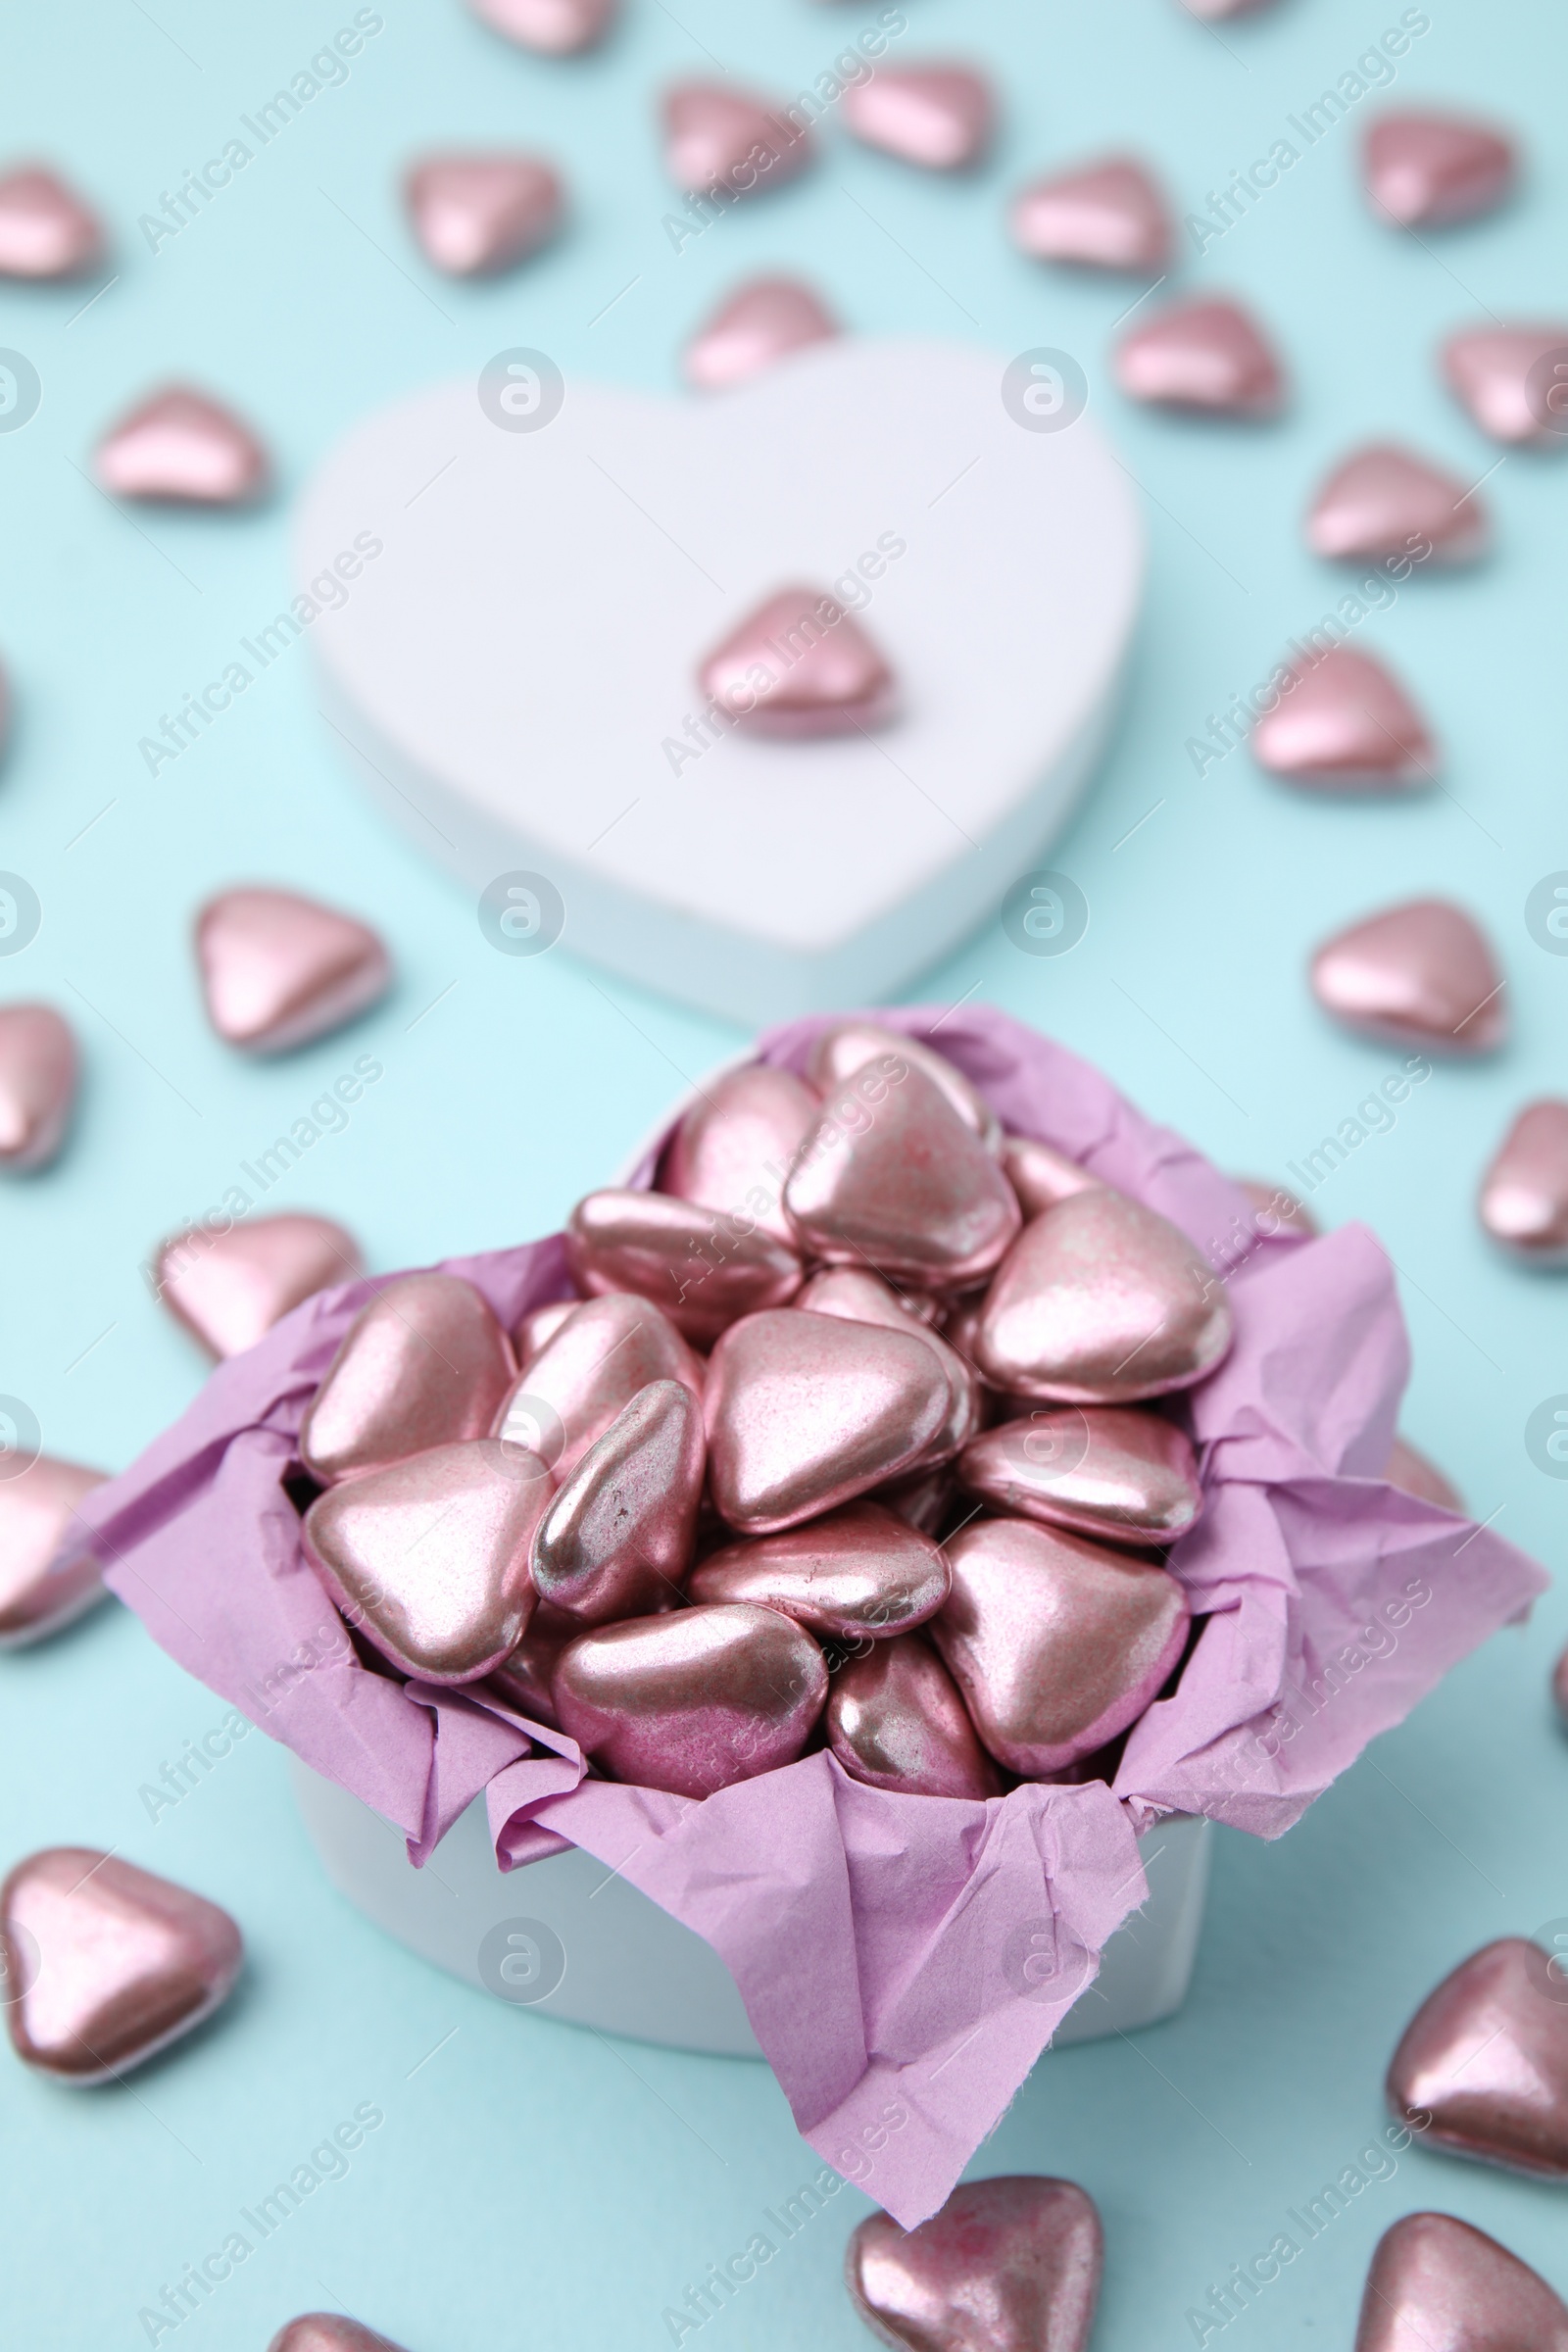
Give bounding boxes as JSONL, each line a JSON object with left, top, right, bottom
{"left": 1116, "top": 298, "right": 1285, "bottom": 417}
{"left": 0, "top": 1454, "right": 109, "bottom": 1646}
{"left": 96, "top": 385, "right": 269, "bottom": 505}
{"left": 269, "top": 2320, "right": 412, "bottom": 2352}
{"left": 847, "top": 2177, "right": 1102, "bottom": 2352}
{"left": 1479, "top": 1101, "right": 1568, "bottom": 1261}
{"left": 1001, "top": 1135, "right": 1100, "bottom": 1217}
{"left": 1251, "top": 647, "right": 1438, "bottom": 792}
{"left": 843, "top": 67, "right": 994, "bottom": 172}
{"left": 933, "top": 1517, "right": 1190, "bottom": 1774}
{"left": 1386, "top": 1936, "right": 1568, "bottom": 2178}
{"left": 301, "top": 1273, "right": 516, "bottom": 1484}
{"left": 797, "top": 1266, "right": 982, "bottom": 1462}
{"left": 977, "top": 1188, "right": 1232, "bottom": 1403}
{"left": 699, "top": 585, "right": 897, "bottom": 738}
{"left": 958, "top": 1406, "right": 1202, "bottom": 1547}
{"left": 1304, "top": 442, "right": 1489, "bottom": 564}
{"left": 687, "top": 1500, "right": 949, "bottom": 1639}
{"left": 567, "top": 1190, "right": 801, "bottom": 1346}
{"left": 295, "top": 338, "right": 1142, "bottom": 1022}
{"left": 660, "top": 1062, "right": 818, "bottom": 1242}
{"left": 495, "top": 1291, "right": 704, "bottom": 1477}
{"left": 1365, "top": 113, "right": 1515, "bottom": 229}
{"left": 684, "top": 277, "right": 838, "bottom": 391}
{"left": 404, "top": 153, "right": 563, "bottom": 276}
{"left": 156, "top": 1212, "right": 361, "bottom": 1357}
{"left": 827, "top": 1633, "right": 1002, "bottom": 1799}
{"left": 0, "top": 165, "right": 103, "bottom": 279}
{"left": 807, "top": 1022, "right": 1003, "bottom": 1152}
{"left": 1010, "top": 156, "right": 1171, "bottom": 273}
{"left": 1443, "top": 325, "right": 1568, "bottom": 448}
{"left": 786, "top": 1061, "right": 1020, "bottom": 1288}
{"left": 514, "top": 1297, "right": 579, "bottom": 1362}
{"left": 705, "top": 1309, "right": 951, "bottom": 1534}
{"left": 466, "top": 0, "right": 615, "bottom": 54}
{"left": 196, "top": 886, "right": 391, "bottom": 1054}
{"left": 1310, "top": 899, "right": 1505, "bottom": 1054}
{"left": 1, "top": 1848, "right": 242, "bottom": 2082}
{"left": 1354, "top": 2213, "right": 1568, "bottom": 2352}
{"left": 552, "top": 1603, "right": 827, "bottom": 1797}
{"left": 0, "top": 1003, "right": 78, "bottom": 1170}
{"left": 663, "top": 84, "right": 813, "bottom": 198}
{"left": 532, "top": 1380, "right": 704, "bottom": 1622}
{"left": 303, "top": 1440, "right": 547, "bottom": 1683}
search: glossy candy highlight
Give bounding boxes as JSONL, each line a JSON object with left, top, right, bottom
{"left": 847, "top": 2177, "right": 1103, "bottom": 2352}
{"left": 1386, "top": 1937, "right": 1568, "bottom": 2178}
{"left": 301, "top": 1273, "right": 516, "bottom": 1485}
{"left": 0, "top": 1004, "right": 78, "bottom": 1171}
{"left": 156, "top": 1214, "right": 361, "bottom": 1359}
{"left": 195, "top": 887, "right": 391, "bottom": 1054}
{"left": 1309, "top": 900, "right": 1505, "bottom": 1054}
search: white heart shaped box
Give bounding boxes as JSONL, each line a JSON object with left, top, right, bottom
{"left": 294, "top": 338, "right": 1144, "bottom": 1023}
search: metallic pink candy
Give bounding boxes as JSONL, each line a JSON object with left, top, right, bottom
{"left": 786, "top": 1062, "right": 1020, "bottom": 1289}
{"left": 95, "top": 386, "right": 270, "bottom": 505}
{"left": 958, "top": 1408, "right": 1202, "bottom": 1549}
{"left": 977, "top": 1188, "right": 1232, "bottom": 1404}
{"left": 466, "top": 0, "right": 615, "bottom": 52}
{"left": 1364, "top": 113, "right": 1515, "bottom": 228}
{"left": 797, "top": 1266, "right": 982, "bottom": 1462}
{"left": 269, "top": 2322, "right": 411, "bottom": 2352}
{"left": 1251, "top": 647, "right": 1437, "bottom": 792}
{"left": 934, "top": 1519, "right": 1190, "bottom": 1776}
{"left": 1355, "top": 2215, "right": 1568, "bottom": 2352}
{"left": 303, "top": 1439, "right": 546, "bottom": 1684}
{"left": 552, "top": 1602, "right": 827, "bottom": 1798}
{"left": 688, "top": 1500, "right": 949, "bottom": 1640}
{"left": 404, "top": 153, "right": 563, "bottom": 275}
{"left": 684, "top": 277, "right": 839, "bottom": 391}
{"left": 827, "top": 1635, "right": 1002, "bottom": 1800}
{"left": 566, "top": 1190, "right": 801, "bottom": 1346}
{"left": 705, "top": 1308, "right": 950, "bottom": 1535}
{"left": 1309, "top": 900, "right": 1505, "bottom": 1054}
{"left": 0, "top": 1455, "right": 109, "bottom": 1646}
{"left": 1116, "top": 297, "right": 1285, "bottom": 417}
{"left": 1306, "top": 442, "right": 1489, "bottom": 564}
{"left": 300, "top": 1273, "right": 516, "bottom": 1485}
{"left": 0, "top": 165, "right": 103, "bottom": 278}
{"left": 156, "top": 1213, "right": 361, "bottom": 1359}
{"left": 698, "top": 585, "right": 897, "bottom": 737}
{"left": 1009, "top": 158, "right": 1171, "bottom": 273}
{"left": 1443, "top": 324, "right": 1568, "bottom": 447}
{"left": 1387, "top": 1937, "right": 1568, "bottom": 2178}
{"left": 495, "top": 1291, "right": 704, "bottom": 1479}
{"left": 663, "top": 84, "right": 813, "bottom": 200}
{"left": 1479, "top": 1101, "right": 1568, "bottom": 1261}
{"left": 0, "top": 1004, "right": 78, "bottom": 1170}
{"left": 531, "top": 1380, "right": 704, "bottom": 1622}
{"left": 1, "top": 1849, "right": 242, "bottom": 2082}
{"left": 1001, "top": 1134, "right": 1099, "bottom": 1218}
{"left": 847, "top": 2177, "right": 1103, "bottom": 2352}
{"left": 196, "top": 887, "right": 391, "bottom": 1054}
{"left": 660, "top": 1060, "right": 818, "bottom": 1242}
{"left": 843, "top": 67, "right": 994, "bottom": 172}
{"left": 808, "top": 1022, "right": 1002, "bottom": 1152}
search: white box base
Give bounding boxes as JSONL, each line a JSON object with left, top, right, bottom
{"left": 291, "top": 1758, "right": 1209, "bottom": 2057}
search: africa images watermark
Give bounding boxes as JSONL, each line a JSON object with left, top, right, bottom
{"left": 662, "top": 10, "right": 908, "bottom": 254}
{"left": 1184, "top": 9, "right": 1433, "bottom": 255}
{"left": 137, "top": 11, "right": 386, "bottom": 254}
{"left": 138, "top": 1617, "right": 350, "bottom": 1824}
{"left": 138, "top": 532, "right": 384, "bottom": 776}
{"left": 1184, "top": 536, "right": 1433, "bottom": 780}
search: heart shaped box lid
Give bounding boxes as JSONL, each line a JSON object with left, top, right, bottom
{"left": 65, "top": 1006, "right": 1544, "bottom": 2228}
{"left": 292, "top": 340, "right": 1143, "bottom": 1021}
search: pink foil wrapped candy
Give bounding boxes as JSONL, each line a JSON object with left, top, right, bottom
{"left": 1, "top": 1849, "right": 242, "bottom": 2082}
{"left": 659, "top": 1060, "right": 817, "bottom": 1242}
{"left": 196, "top": 886, "right": 391, "bottom": 1054}
{"left": 95, "top": 386, "right": 270, "bottom": 506}
{"left": 300, "top": 1272, "right": 515, "bottom": 1484}
{"left": 495, "top": 1291, "right": 703, "bottom": 1479}
{"left": 1355, "top": 2214, "right": 1568, "bottom": 2352}
{"left": 466, "top": 0, "right": 615, "bottom": 53}
{"left": 156, "top": 1213, "right": 362, "bottom": 1358}
{"left": 684, "top": 278, "right": 839, "bottom": 392}
{"left": 1250, "top": 647, "right": 1438, "bottom": 792}
{"left": 1116, "top": 297, "right": 1284, "bottom": 418}
{"left": 827, "top": 1636, "right": 1002, "bottom": 1801}
{"left": 698, "top": 586, "right": 896, "bottom": 738}
{"left": 688, "top": 1501, "right": 950, "bottom": 1640}
{"left": 0, "top": 1455, "right": 109, "bottom": 1645}
{"left": 958, "top": 1408, "right": 1202, "bottom": 1549}
{"left": 567, "top": 1188, "right": 800, "bottom": 1345}
{"left": 1310, "top": 900, "right": 1505, "bottom": 1054}
{"left": 404, "top": 153, "right": 563, "bottom": 276}
{"left": 1478, "top": 1102, "right": 1568, "bottom": 1262}
{"left": 1305, "top": 442, "right": 1489, "bottom": 565}
{"left": 1386, "top": 1938, "right": 1568, "bottom": 2178}
{"left": 1010, "top": 158, "right": 1171, "bottom": 274}
{"left": 1364, "top": 113, "right": 1515, "bottom": 229}
{"left": 1443, "top": 324, "right": 1568, "bottom": 449}
{"left": 848, "top": 2177, "right": 1102, "bottom": 2352}
{"left": 663, "top": 84, "right": 812, "bottom": 201}
{"left": 0, "top": 165, "right": 103, "bottom": 279}
{"left": 531, "top": 1379, "right": 704, "bottom": 1623}
{"left": 270, "top": 2321, "right": 412, "bottom": 2352}
{"left": 0, "top": 1004, "right": 78, "bottom": 1171}
{"left": 842, "top": 67, "right": 994, "bottom": 173}
{"left": 63, "top": 1004, "right": 1547, "bottom": 2230}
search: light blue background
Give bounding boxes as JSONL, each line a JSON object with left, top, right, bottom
{"left": 3, "top": 0, "right": 1566, "bottom": 2344}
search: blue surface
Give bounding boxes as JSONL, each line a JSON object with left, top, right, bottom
{"left": 3, "top": 1, "right": 1567, "bottom": 2345}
